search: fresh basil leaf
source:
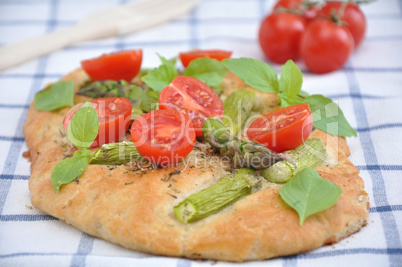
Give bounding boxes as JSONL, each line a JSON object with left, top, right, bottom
{"left": 211, "top": 83, "right": 225, "bottom": 95}
{"left": 34, "top": 81, "right": 74, "bottom": 111}
{"left": 51, "top": 150, "right": 88, "bottom": 192}
{"left": 279, "top": 94, "right": 305, "bottom": 108}
{"left": 299, "top": 90, "right": 310, "bottom": 97}
{"left": 182, "top": 58, "right": 227, "bottom": 87}
{"left": 126, "top": 84, "right": 145, "bottom": 102}
{"left": 222, "top": 58, "right": 279, "bottom": 93}
{"left": 140, "top": 88, "right": 160, "bottom": 112}
{"left": 136, "top": 68, "right": 150, "bottom": 80}
{"left": 167, "top": 56, "right": 177, "bottom": 65}
{"left": 279, "top": 60, "right": 303, "bottom": 100}
{"left": 80, "top": 147, "right": 92, "bottom": 158}
{"left": 304, "top": 95, "right": 357, "bottom": 137}
{"left": 67, "top": 102, "right": 99, "bottom": 149}
{"left": 279, "top": 168, "right": 342, "bottom": 225}
{"left": 141, "top": 54, "right": 178, "bottom": 92}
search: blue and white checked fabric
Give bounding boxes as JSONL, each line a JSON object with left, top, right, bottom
{"left": 0, "top": 0, "right": 401, "bottom": 266}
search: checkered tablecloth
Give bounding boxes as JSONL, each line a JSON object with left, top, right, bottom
{"left": 0, "top": 0, "right": 401, "bottom": 266}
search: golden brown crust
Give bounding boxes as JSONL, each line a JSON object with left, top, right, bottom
{"left": 23, "top": 69, "right": 369, "bottom": 262}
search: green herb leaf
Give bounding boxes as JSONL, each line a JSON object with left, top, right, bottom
{"left": 67, "top": 102, "right": 99, "bottom": 149}
{"left": 278, "top": 60, "right": 303, "bottom": 107}
{"left": 34, "top": 81, "right": 74, "bottom": 111}
{"left": 51, "top": 150, "right": 88, "bottom": 192}
{"left": 140, "top": 88, "right": 160, "bottom": 112}
{"left": 279, "top": 168, "right": 342, "bottom": 225}
{"left": 182, "top": 58, "right": 227, "bottom": 87}
{"left": 304, "top": 95, "right": 357, "bottom": 137}
{"left": 125, "top": 84, "right": 145, "bottom": 101}
{"left": 299, "top": 90, "right": 310, "bottom": 97}
{"left": 211, "top": 83, "right": 225, "bottom": 95}
{"left": 141, "top": 54, "right": 178, "bottom": 92}
{"left": 222, "top": 58, "right": 279, "bottom": 93}
{"left": 167, "top": 56, "right": 177, "bottom": 66}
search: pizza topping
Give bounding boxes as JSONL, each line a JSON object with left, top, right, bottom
{"left": 130, "top": 109, "right": 196, "bottom": 166}
{"left": 89, "top": 141, "right": 143, "bottom": 165}
{"left": 174, "top": 168, "right": 261, "bottom": 223}
{"left": 81, "top": 49, "right": 143, "bottom": 82}
{"left": 202, "top": 117, "right": 284, "bottom": 169}
{"left": 279, "top": 168, "right": 342, "bottom": 225}
{"left": 44, "top": 52, "right": 349, "bottom": 230}
{"left": 159, "top": 76, "right": 224, "bottom": 136}
{"left": 246, "top": 104, "right": 313, "bottom": 153}
{"left": 222, "top": 58, "right": 357, "bottom": 137}
{"left": 179, "top": 49, "right": 232, "bottom": 68}
{"left": 141, "top": 55, "right": 227, "bottom": 91}
{"left": 51, "top": 102, "right": 99, "bottom": 192}
{"left": 261, "top": 137, "right": 327, "bottom": 183}
{"left": 63, "top": 97, "right": 132, "bottom": 148}
{"left": 181, "top": 57, "right": 228, "bottom": 87}
{"left": 222, "top": 89, "right": 256, "bottom": 137}
{"left": 34, "top": 81, "right": 74, "bottom": 111}
{"left": 141, "top": 54, "right": 178, "bottom": 92}
{"left": 77, "top": 80, "right": 159, "bottom": 113}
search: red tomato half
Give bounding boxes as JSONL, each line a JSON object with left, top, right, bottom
{"left": 63, "top": 97, "right": 132, "bottom": 148}
{"left": 300, "top": 19, "right": 354, "bottom": 74}
{"left": 159, "top": 76, "right": 224, "bottom": 137}
{"left": 81, "top": 49, "right": 142, "bottom": 82}
{"left": 130, "top": 109, "right": 196, "bottom": 166}
{"left": 258, "top": 13, "right": 306, "bottom": 64}
{"left": 273, "top": 0, "right": 320, "bottom": 23}
{"left": 319, "top": 1, "right": 366, "bottom": 48}
{"left": 179, "top": 49, "right": 232, "bottom": 67}
{"left": 246, "top": 104, "right": 313, "bottom": 152}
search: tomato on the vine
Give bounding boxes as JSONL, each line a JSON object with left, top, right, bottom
{"left": 179, "top": 49, "right": 232, "bottom": 67}
{"left": 63, "top": 97, "right": 132, "bottom": 148}
{"left": 319, "top": 1, "right": 366, "bottom": 48}
{"left": 130, "top": 109, "right": 195, "bottom": 166}
{"left": 273, "top": 0, "right": 320, "bottom": 23}
{"left": 81, "top": 49, "right": 142, "bottom": 82}
{"left": 158, "top": 76, "right": 223, "bottom": 137}
{"left": 259, "top": 12, "right": 306, "bottom": 64}
{"left": 300, "top": 19, "right": 354, "bottom": 74}
{"left": 246, "top": 104, "right": 313, "bottom": 153}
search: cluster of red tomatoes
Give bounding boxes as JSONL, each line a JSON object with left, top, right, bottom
{"left": 258, "top": 0, "right": 367, "bottom": 74}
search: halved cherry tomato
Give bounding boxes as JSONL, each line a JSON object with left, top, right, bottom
{"left": 63, "top": 97, "right": 132, "bottom": 148}
{"left": 319, "top": 1, "right": 366, "bottom": 48}
{"left": 179, "top": 49, "right": 232, "bottom": 67}
{"left": 81, "top": 49, "right": 142, "bottom": 82}
{"left": 130, "top": 109, "right": 195, "bottom": 166}
{"left": 246, "top": 104, "right": 313, "bottom": 153}
{"left": 158, "top": 76, "right": 224, "bottom": 137}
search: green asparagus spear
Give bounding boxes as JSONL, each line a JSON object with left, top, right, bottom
{"left": 174, "top": 168, "right": 261, "bottom": 223}
{"left": 89, "top": 141, "right": 143, "bottom": 165}
{"left": 202, "top": 117, "right": 284, "bottom": 169}
{"left": 77, "top": 80, "right": 136, "bottom": 99}
{"left": 77, "top": 80, "right": 159, "bottom": 113}
{"left": 261, "top": 137, "right": 327, "bottom": 183}
{"left": 222, "top": 89, "right": 256, "bottom": 137}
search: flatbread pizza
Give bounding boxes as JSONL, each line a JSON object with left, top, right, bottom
{"left": 23, "top": 52, "right": 369, "bottom": 262}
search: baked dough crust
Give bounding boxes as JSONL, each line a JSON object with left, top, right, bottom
{"left": 23, "top": 69, "right": 369, "bottom": 262}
